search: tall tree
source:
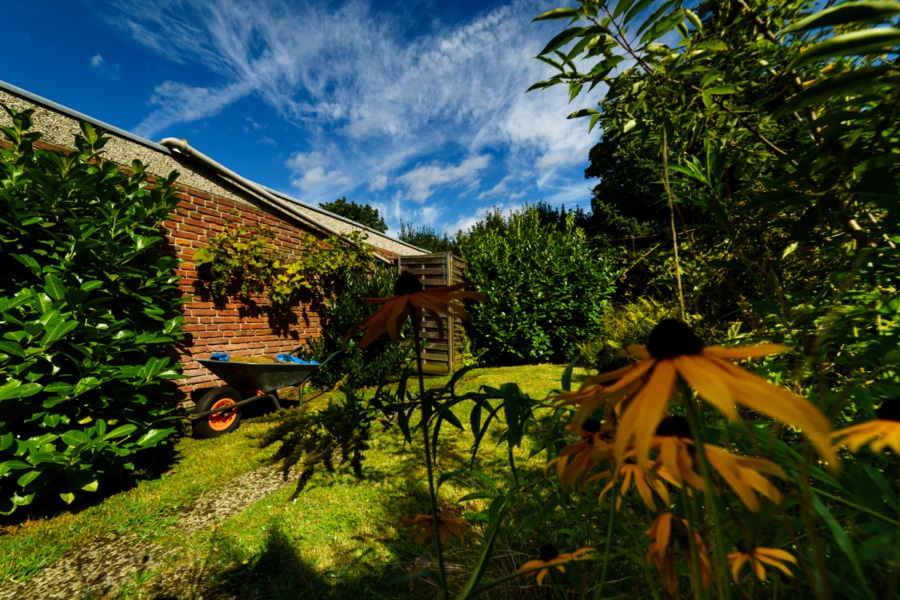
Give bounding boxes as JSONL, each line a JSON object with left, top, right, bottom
{"left": 319, "top": 197, "right": 387, "bottom": 233}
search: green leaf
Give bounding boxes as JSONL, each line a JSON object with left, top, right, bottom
{"left": 61, "top": 430, "right": 91, "bottom": 447}
{"left": 501, "top": 383, "right": 523, "bottom": 448}
{"left": 11, "top": 253, "right": 42, "bottom": 276}
{"left": 455, "top": 495, "right": 512, "bottom": 600}
{"left": 17, "top": 470, "right": 42, "bottom": 488}
{"left": 80, "top": 280, "right": 104, "bottom": 292}
{"left": 793, "top": 28, "right": 900, "bottom": 66}
{"left": 781, "top": 2, "right": 900, "bottom": 34}
{"left": 43, "top": 273, "right": 67, "bottom": 301}
{"left": 81, "top": 480, "right": 99, "bottom": 493}
{"left": 532, "top": 7, "right": 581, "bottom": 22}
{"left": 539, "top": 27, "right": 588, "bottom": 56}
{"left": 0, "top": 381, "right": 43, "bottom": 401}
{"left": 59, "top": 491, "right": 75, "bottom": 504}
{"left": 810, "top": 491, "right": 874, "bottom": 597}
{"left": 136, "top": 428, "right": 174, "bottom": 447}
{"left": 105, "top": 424, "right": 138, "bottom": 440}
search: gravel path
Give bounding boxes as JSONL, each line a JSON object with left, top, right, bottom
{"left": 1, "top": 464, "right": 300, "bottom": 600}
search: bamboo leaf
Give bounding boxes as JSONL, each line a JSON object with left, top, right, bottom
{"left": 793, "top": 28, "right": 900, "bottom": 66}
{"left": 782, "top": 2, "right": 900, "bottom": 34}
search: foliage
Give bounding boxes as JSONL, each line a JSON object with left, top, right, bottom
{"left": 309, "top": 266, "right": 413, "bottom": 389}
{"left": 458, "top": 206, "right": 616, "bottom": 365}
{"left": 319, "top": 196, "right": 387, "bottom": 233}
{"left": 0, "top": 106, "right": 183, "bottom": 514}
{"left": 398, "top": 222, "right": 458, "bottom": 254}
{"left": 193, "top": 218, "right": 375, "bottom": 307}
{"left": 526, "top": 0, "right": 900, "bottom": 597}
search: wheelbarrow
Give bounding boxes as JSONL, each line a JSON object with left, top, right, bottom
{"left": 188, "top": 349, "right": 341, "bottom": 438}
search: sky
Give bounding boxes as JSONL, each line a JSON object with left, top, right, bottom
{"left": 2, "top": 0, "right": 602, "bottom": 235}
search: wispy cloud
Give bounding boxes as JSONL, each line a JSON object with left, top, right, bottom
{"left": 91, "top": 54, "right": 104, "bottom": 69}
{"left": 93, "top": 0, "right": 601, "bottom": 232}
{"left": 398, "top": 155, "right": 492, "bottom": 203}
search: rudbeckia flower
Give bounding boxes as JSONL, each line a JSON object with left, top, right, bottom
{"left": 703, "top": 444, "right": 787, "bottom": 513}
{"left": 832, "top": 400, "right": 900, "bottom": 454}
{"left": 728, "top": 545, "right": 797, "bottom": 582}
{"left": 594, "top": 458, "right": 671, "bottom": 511}
{"left": 565, "top": 320, "right": 835, "bottom": 469}
{"left": 516, "top": 544, "right": 594, "bottom": 586}
{"left": 402, "top": 508, "right": 467, "bottom": 545}
{"left": 646, "top": 513, "right": 712, "bottom": 596}
{"left": 653, "top": 416, "right": 705, "bottom": 490}
{"left": 345, "top": 271, "right": 485, "bottom": 348}
{"left": 545, "top": 418, "right": 614, "bottom": 491}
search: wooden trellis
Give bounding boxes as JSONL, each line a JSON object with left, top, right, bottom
{"left": 396, "top": 253, "right": 467, "bottom": 375}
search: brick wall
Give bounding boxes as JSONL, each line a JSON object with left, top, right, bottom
{"left": 163, "top": 185, "right": 329, "bottom": 402}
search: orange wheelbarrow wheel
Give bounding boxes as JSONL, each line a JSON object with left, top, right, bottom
{"left": 191, "top": 386, "right": 243, "bottom": 438}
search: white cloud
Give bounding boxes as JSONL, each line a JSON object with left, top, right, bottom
{"left": 134, "top": 80, "right": 252, "bottom": 138}
{"left": 397, "top": 155, "right": 491, "bottom": 203}
{"left": 369, "top": 173, "right": 388, "bottom": 192}
{"left": 285, "top": 150, "right": 351, "bottom": 194}
{"left": 96, "top": 0, "right": 602, "bottom": 228}
{"left": 91, "top": 54, "right": 104, "bottom": 69}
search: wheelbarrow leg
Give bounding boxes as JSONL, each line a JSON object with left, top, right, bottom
{"left": 271, "top": 390, "right": 281, "bottom": 411}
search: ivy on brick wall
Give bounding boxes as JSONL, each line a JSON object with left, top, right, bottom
{"left": 193, "top": 217, "right": 375, "bottom": 306}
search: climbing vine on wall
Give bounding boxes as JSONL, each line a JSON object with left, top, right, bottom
{"left": 193, "top": 217, "right": 375, "bottom": 306}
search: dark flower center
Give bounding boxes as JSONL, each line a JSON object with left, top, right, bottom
{"left": 539, "top": 543, "right": 559, "bottom": 562}
{"left": 394, "top": 270, "right": 424, "bottom": 296}
{"left": 876, "top": 400, "right": 900, "bottom": 422}
{"left": 647, "top": 319, "right": 703, "bottom": 359}
{"left": 582, "top": 418, "right": 602, "bottom": 434}
{"left": 655, "top": 416, "right": 692, "bottom": 439}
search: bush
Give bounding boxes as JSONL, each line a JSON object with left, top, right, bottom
{"left": 309, "top": 267, "right": 412, "bottom": 389}
{"left": 0, "top": 107, "right": 184, "bottom": 514}
{"left": 458, "top": 206, "right": 616, "bottom": 365}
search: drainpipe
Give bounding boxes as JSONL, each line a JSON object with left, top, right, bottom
{"left": 158, "top": 137, "right": 390, "bottom": 264}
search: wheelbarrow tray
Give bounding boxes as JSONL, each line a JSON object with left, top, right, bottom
{"left": 196, "top": 359, "right": 319, "bottom": 393}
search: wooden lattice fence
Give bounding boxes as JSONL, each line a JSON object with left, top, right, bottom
{"left": 396, "top": 253, "right": 467, "bottom": 375}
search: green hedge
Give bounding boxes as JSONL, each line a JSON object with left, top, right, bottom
{"left": 458, "top": 206, "right": 616, "bottom": 365}
{"left": 0, "top": 107, "right": 184, "bottom": 514}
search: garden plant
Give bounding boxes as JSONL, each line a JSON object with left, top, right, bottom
{"left": 260, "top": 1, "right": 900, "bottom": 598}
{"left": 0, "top": 107, "right": 184, "bottom": 515}
{"left": 2, "top": 1, "right": 899, "bottom": 598}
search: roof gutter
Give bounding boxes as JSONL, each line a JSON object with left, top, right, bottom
{"left": 158, "top": 137, "right": 390, "bottom": 264}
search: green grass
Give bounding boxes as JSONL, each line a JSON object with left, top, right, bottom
{"left": 0, "top": 364, "right": 594, "bottom": 599}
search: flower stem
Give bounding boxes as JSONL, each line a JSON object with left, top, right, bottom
{"left": 594, "top": 503, "right": 618, "bottom": 599}
{"left": 681, "top": 382, "right": 732, "bottom": 600}
{"left": 414, "top": 321, "right": 448, "bottom": 597}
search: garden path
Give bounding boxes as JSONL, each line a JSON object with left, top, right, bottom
{"left": 0, "top": 463, "right": 300, "bottom": 600}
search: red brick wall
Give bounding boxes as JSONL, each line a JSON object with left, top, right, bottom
{"left": 163, "top": 187, "right": 327, "bottom": 401}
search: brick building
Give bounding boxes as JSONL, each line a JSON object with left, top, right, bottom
{"left": 0, "top": 80, "right": 427, "bottom": 403}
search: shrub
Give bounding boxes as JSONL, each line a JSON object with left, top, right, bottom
{"left": 309, "top": 267, "right": 412, "bottom": 389}
{"left": 0, "top": 107, "right": 183, "bottom": 514}
{"left": 458, "top": 206, "right": 616, "bottom": 365}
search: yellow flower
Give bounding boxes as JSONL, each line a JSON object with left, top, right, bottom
{"left": 345, "top": 271, "right": 485, "bottom": 348}
{"left": 728, "top": 545, "right": 797, "bottom": 582}
{"left": 832, "top": 400, "right": 900, "bottom": 454}
{"left": 402, "top": 508, "right": 467, "bottom": 545}
{"left": 516, "top": 544, "right": 594, "bottom": 586}
{"left": 565, "top": 320, "right": 835, "bottom": 469}
{"left": 652, "top": 417, "right": 787, "bottom": 512}
{"left": 594, "top": 458, "right": 671, "bottom": 512}
{"left": 545, "top": 418, "right": 614, "bottom": 491}
{"left": 653, "top": 416, "right": 705, "bottom": 490}
{"left": 703, "top": 444, "right": 787, "bottom": 512}
{"left": 646, "top": 513, "right": 712, "bottom": 596}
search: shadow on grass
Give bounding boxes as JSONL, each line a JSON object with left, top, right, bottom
{"left": 203, "top": 524, "right": 421, "bottom": 600}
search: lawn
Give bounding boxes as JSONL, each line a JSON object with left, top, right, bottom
{"left": 0, "top": 364, "right": 592, "bottom": 600}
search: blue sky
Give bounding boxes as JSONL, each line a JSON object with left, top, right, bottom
{"left": 2, "top": 0, "right": 600, "bottom": 235}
